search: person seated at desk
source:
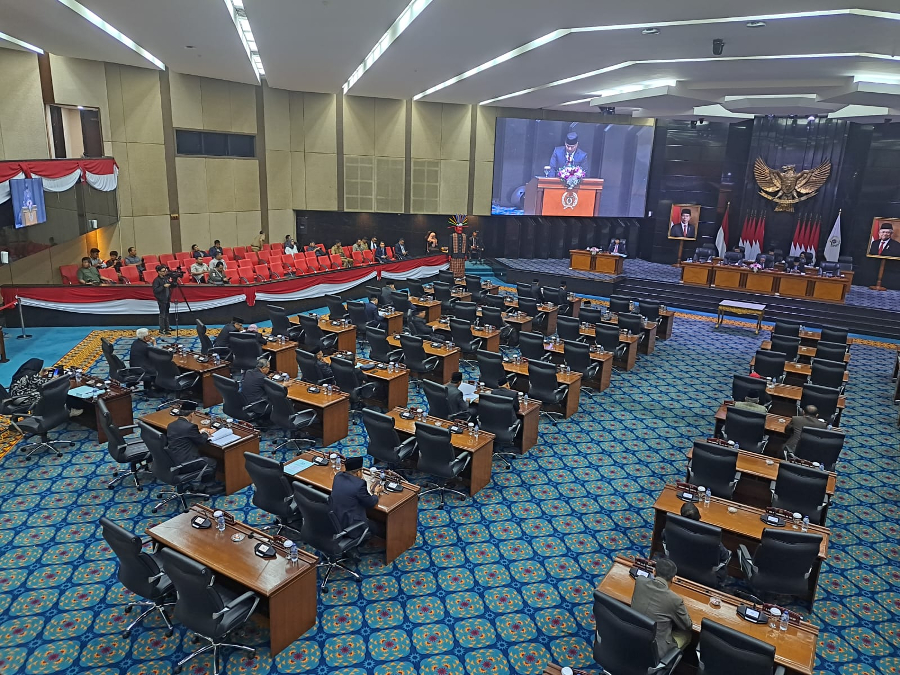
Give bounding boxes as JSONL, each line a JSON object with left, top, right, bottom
{"left": 330, "top": 455, "right": 385, "bottom": 539}
{"left": 608, "top": 238, "right": 627, "bottom": 255}
{"left": 677, "top": 502, "right": 731, "bottom": 583}
{"left": 631, "top": 557, "right": 692, "bottom": 654}
{"left": 77, "top": 257, "right": 110, "bottom": 285}
{"left": 756, "top": 249, "right": 776, "bottom": 269}
{"left": 365, "top": 294, "right": 387, "bottom": 330}
{"left": 723, "top": 247, "right": 745, "bottom": 266}
{"left": 314, "top": 349, "right": 334, "bottom": 381}
{"left": 785, "top": 404, "right": 826, "bottom": 454}
{"left": 448, "top": 372, "right": 473, "bottom": 419}
{"left": 240, "top": 357, "right": 270, "bottom": 412}
{"left": 244, "top": 323, "right": 268, "bottom": 345}
{"left": 168, "top": 408, "right": 223, "bottom": 495}
{"left": 130, "top": 328, "right": 157, "bottom": 388}
{"left": 214, "top": 316, "right": 245, "bottom": 348}
{"left": 408, "top": 307, "right": 441, "bottom": 340}
{"left": 733, "top": 395, "right": 767, "bottom": 414}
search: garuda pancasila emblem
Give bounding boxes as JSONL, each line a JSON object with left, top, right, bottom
{"left": 753, "top": 158, "right": 831, "bottom": 212}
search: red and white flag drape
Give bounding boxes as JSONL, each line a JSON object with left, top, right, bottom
{"left": 0, "top": 159, "right": 118, "bottom": 203}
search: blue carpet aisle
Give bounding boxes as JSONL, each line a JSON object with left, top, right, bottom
{"left": 0, "top": 314, "right": 897, "bottom": 675}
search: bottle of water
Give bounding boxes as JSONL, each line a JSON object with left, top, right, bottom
{"left": 467, "top": 422, "right": 475, "bottom": 437}
{"left": 285, "top": 539, "right": 299, "bottom": 565}
{"left": 801, "top": 515, "right": 809, "bottom": 532}
{"left": 330, "top": 453, "right": 340, "bottom": 474}
{"left": 214, "top": 510, "right": 225, "bottom": 533}
{"left": 474, "top": 424, "right": 480, "bottom": 441}
{"left": 779, "top": 609, "right": 790, "bottom": 631}
{"left": 704, "top": 488, "right": 711, "bottom": 506}
{"left": 213, "top": 352, "right": 220, "bottom": 366}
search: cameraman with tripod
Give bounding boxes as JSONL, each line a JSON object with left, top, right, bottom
{"left": 152, "top": 264, "right": 174, "bottom": 335}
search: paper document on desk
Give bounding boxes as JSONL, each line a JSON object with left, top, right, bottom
{"left": 459, "top": 382, "right": 478, "bottom": 404}
{"left": 283, "top": 458, "right": 314, "bottom": 475}
{"left": 68, "top": 385, "right": 104, "bottom": 400}
{"left": 208, "top": 427, "right": 241, "bottom": 447}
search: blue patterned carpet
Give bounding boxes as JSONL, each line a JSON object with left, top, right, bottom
{"left": 0, "top": 312, "right": 897, "bottom": 675}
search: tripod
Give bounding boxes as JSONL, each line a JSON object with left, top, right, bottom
{"left": 168, "top": 277, "right": 196, "bottom": 345}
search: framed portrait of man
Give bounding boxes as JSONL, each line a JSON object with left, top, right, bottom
{"left": 668, "top": 204, "right": 699, "bottom": 240}
{"left": 867, "top": 217, "right": 900, "bottom": 260}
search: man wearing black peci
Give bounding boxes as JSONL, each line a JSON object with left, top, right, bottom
{"left": 869, "top": 221, "right": 900, "bottom": 257}
{"left": 329, "top": 455, "right": 384, "bottom": 538}
{"left": 152, "top": 265, "right": 172, "bottom": 335}
{"left": 167, "top": 408, "right": 223, "bottom": 495}
{"left": 214, "top": 316, "right": 245, "bottom": 348}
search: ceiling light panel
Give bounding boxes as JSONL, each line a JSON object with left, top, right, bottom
{"left": 344, "top": 0, "right": 435, "bottom": 94}
{"left": 54, "top": 0, "right": 163, "bottom": 69}
{"left": 222, "top": 0, "right": 264, "bottom": 79}
{"left": 0, "top": 31, "right": 43, "bottom": 53}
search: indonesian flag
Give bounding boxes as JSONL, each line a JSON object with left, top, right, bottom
{"left": 751, "top": 214, "right": 765, "bottom": 261}
{"left": 715, "top": 204, "right": 730, "bottom": 257}
{"left": 824, "top": 211, "right": 841, "bottom": 262}
{"left": 790, "top": 216, "right": 805, "bottom": 258}
{"left": 738, "top": 214, "right": 752, "bottom": 256}
{"left": 806, "top": 216, "right": 821, "bottom": 264}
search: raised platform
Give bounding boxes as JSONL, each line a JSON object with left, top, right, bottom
{"left": 493, "top": 257, "right": 900, "bottom": 339}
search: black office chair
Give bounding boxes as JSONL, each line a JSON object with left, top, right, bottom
{"left": 693, "top": 247, "right": 716, "bottom": 262}
{"left": 563, "top": 340, "right": 599, "bottom": 394}
{"left": 721, "top": 406, "right": 768, "bottom": 453}
{"left": 148, "top": 347, "right": 200, "bottom": 408}
{"left": 101, "top": 337, "right": 145, "bottom": 388}
{"left": 465, "top": 275, "right": 484, "bottom": 304}
{"left": 723, "top": 251, "right": 744, "bottom": 265}
{"left": 267, "top": 305, "right": 305, "bottom": 342}
{"left": 594, "top": 324, "right": 628, "bottom": 359}
{"left": 771, "top": 461, "right": 829, "bottom": 525}
{"left": 437, "top": 269, "right": 456, "bottom": 285}
{"left": 592, "top": 590, "right": 682, "bottom": 675}
{"left": 731, "top": 374, "right": 771, "bottom": 408}
{"left": 662, "top": 514, "right": 730, "bottom": 588}
{"left": 516, "top": 282, "right": 534, "bottom": 299}
{"left": 837, "top": 255, "right": 853, "bottom": 271}
{"left": 244, "top": 452, "right": 304, "bottom": 536}
{"left": 819, "top": 261, "right": 841, "bottom": 277}
{"left": 407, "top": 280, "right": 426, "bottom": 298}
{"left": 639, "top": 300, "right": 661, "bottom": 324}
{"left": 798, "top": 384, "right": 840, "bottom": 425}
{"left": 196, "top": 320, "right": 231, "bottom": 361}
{"left": 298, "top": 314, "right": 338, "bottom": 354}
{"left": 528, "top": 359, "right": 567, "bottom": 425}
{"left": 609, "top": 295, "right": 632, "bottom": 314}
{"left": 696, "top": 619, "right": 784, "bottom": 675}
{"left": 477, "top": 392, "right": 521, "bottom": 470}
{"left": 808, "top": 358, "right": 846, "bottom": 392}
{"left": 450, "top": 318, "right": 482, "bottom": 366}
{"left": 482, "top": 294, "right": 506, "bottom": 310}
{"left": 138, "top": 420, "right": 209, "bottom": 513}
{"left": 367, "top": 327, "right": 404, "bottom": 364}
{"left": 228, "top": 333, "right": 264, "bottom": 375}
{"left": 422, "top": 379, "right": 471, "bottom": 422}
{"left": 331, "top": 357, "right": 378, "bottom": 424}
{"left": 819, "top": 327, "right": 848, "bottom": 345}
{"left": 14, "top": 375, "right": 74, "bottom": 460}
{"left": 687, "top": 440, "right": 740, "bottom": 500}
{"left": 325, "top": 293, "right": 347, "bottom": 320}
{"left": 0, "top": 358, "right": 44, "bottom": 422}
{"left": 433, "top": 281, "right": 458, "bottom": 314}
{"left": 98, "top": 398, "right": 150, "bottom": 490}
{"left": 99, "top": 517, "right": 174, "bottom": 638}
{"left": 772, "top": 320, "right": 801, "bottom": 338}
{"left": 814, "top": 340, "right": 849, "bottom": 362}
{"left": 262, "top": 379, "right": 316, "bottom": 453}
{"left": 212, "top": 373, "right": 270, "bottom": 424}
{"left": 453, "top": 301, "right": 478, "bottom": 323}
{"left": 157, "top": 547, "right": 259, "bottom": 675}
{"left": 476, "top": 349, "right": 509, "bottom": 388}
{"left": 414, "top": 421, "right": 471, "bottom": 504}
{"left": 770, "top": 335, "right": 800, "bottom": 362}
{"left": 578, "top": 306, "right": 604, "bottom": 325}
{"left": 296, "top": 348, "right": 333, "bottom": 385}
{"left": 517, "top": 297, "right": 547, "bottom": 333}
{"left": 400, "top": 334, "right": 439, "bottom": 389}
{"left": 481, "top": 306, "right": 516, "bottom": 350}
{"left": 617, "top": 312, "right": 645, "bottom": 338}
{"left": 753, "top": 350, "right": 786, "bottom": 382}
{"left": 519, "top": 331, "right": 551, "bottom": 362}
{"left": 791, "top": 427, "right": 844, "bottom": 471}
{"left": 347, "top": 301, "right": 371, "bottom": 344}
{"left": 557, "top": 316, "right": 586, "bottom": 343}
{"left": 363, "top": 409, "right": 417, "bottom": 472}
{"left": 738, "top": 529, "right": 823, "bottom": 601}
{"left": 390, "top": 290, "right": 412, "bottom": 315}
{"left": 292, "top": 482, "right": 369, "bottom": 590}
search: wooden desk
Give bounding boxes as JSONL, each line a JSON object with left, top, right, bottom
{"left": 597, "top": 556, "right": 818, "bottom": 675}
{"left": 387, "top": 408, "right": 493, "bottom": 495}
{"left": 382, "top": 311, "right": 404, "bottom": 335}
{"left": 682, "top": 264, "right": 853, "bottom": 303}
{"left": 761, "top": 340, "right": 850, "bottom": 364}
{"left": 355, "top": 357, "right": 409, "bottom": 409}
{"left": 767, "top": 382, "right": 846, "bottom": 423}
{"left": 749, "top": 356, "right": 849, "bottom": 385}
{"left": 410, "top": 297, "right": 442, "bottom": 323}
{"left": 476, "top": 308, "right": 533, "bottom": 334}
{"left": 542, "top": 342, "right": 613, "bottom": 392}
{"left": 599, "top": 316, "right": 657, "bottom": 355}
{"left": 451, "top": 289, "right": 472, "bottom": 303}
{"left": 428, "top": 320, "right": 501, "bottom": 352}
{"left": 713, "top": 403, "right": 845, "bottom": 454}
{"left": 140, "top": 409, "right": 259, "bottom": 494}
{"left": 148, "top": 508, "right": 318, "bottom": 655}
{"left": 502, "top": 360, "right": 582, "bottom": 417}
{"left": 284, "top": 380, "right": 350, "bottom": 446}
{"left": 170, "top": 351, "right": 231, "bottom": 407}
{"left": 64, "top": 376, "right": 133, "bottom": 444}
{"left": 658, "top": 309, "right": 675, "bottom": 340}
{"left": 285, "top": 450, "right": 420, "bottom": 563}
{"left": 650, "top": 485, "right": 829, "bottom": 602}
{"left": 504, "top": 298, "right": 559, "bottom": 335}
{"left": 386, "top": 334, "right": 460, "bottom": 384}
{"left": 680, "top": 261, "right": 714, "bottom": 286}
{"left": 569, "top": 250, "right": 625, "bottom": 275}
{"left": 577, "top": 325, "right": 640, "bottom": 371}
{"left": 453, "top": 278, "right": 499, "bottom": 296}
{"left": 468, "top": 383, "right": 541, "bottom": 453}
{"left": 263, "top": 339, "right": 299, "bottom": 378}
{"left": 319, "top": 318, "right": 357, "bottom": 352}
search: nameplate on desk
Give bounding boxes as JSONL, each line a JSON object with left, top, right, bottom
{"left": 283, "top": 458, "right": 314, "bottom": 475}
{"left": 69, "top": 385, "right": 105, "bottom": 399}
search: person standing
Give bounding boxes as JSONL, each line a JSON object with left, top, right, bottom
{"left": 152, "top": 265, "right": 172, "bottom": 334}
{"left": 250, "top": 230, "right": 266, "bottom": 252}
{"left": 448, "top": 216, "right": 468, "bottom": 279}
{"left": 469, "top": 231, "right": 481, "bottom": 261}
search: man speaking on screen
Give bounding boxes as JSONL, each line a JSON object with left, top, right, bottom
{"left": 549, "top": 132, "right": 587, "bottom": 173}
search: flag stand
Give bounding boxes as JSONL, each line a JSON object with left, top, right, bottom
{"left": 673, "top": 240, "right": 684, "bottom": 267}
{"left": 870, "top": 259, "right": 888, "bottom": 291}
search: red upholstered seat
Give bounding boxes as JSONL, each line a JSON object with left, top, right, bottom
{"left": 120, "top": 265, "right": 145, "bottom": 284}
{"left": 258, "top": 250, "right": 272, "bottom": 263}
{"left": 254, "top": 264, "right": 272, "bottom": 282}
{"left": 99, "top": 267, "right": 119, "bottom": 284}
{"left": 244, "top": 251, "right": 259, "bottom": 266}
{"left": 143, "top": 255, "right": 159, "bottom": 267}
{"left": 293, "top": 255, "right": 310, "bottom": 275}
{"left": 352, "top": 251, "right": 366, "bottom": 266}
{"left": 60, "top": 265, "right": 80, "bottom": 285}
{"left": 362, "top": 250, "right": 375, "bottom": 264}
{"left": 233, "top": 246, "right": 246, "bottom": 260}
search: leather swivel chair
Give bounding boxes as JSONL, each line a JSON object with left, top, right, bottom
{"left": 266, "top": 305, "right": 305, "bottom": 342}
{"left": 798, "top": 384, "right": 841, "bottom": 425}
{"left": 617, "top": 313, "right": 645, "bottom": 345}
{"left": 662, "top": 514, "right": 730, "bottom": 588}
{"left": 721, "top": 406, "right": 768, "bottom": 453}
{"left": 609, "top": 295, "right": 632, "bottom": 314}
{"left": 481, "top": 306, "right": 516, "bottom": 350}
{"left": 819, "top": 261, "right": 841, "bottom": 277}
{"left": 101, "top": 337, "right": 145, "bottom": 388}
{"left": 696, "top": 618, "right": 785, "bottom": 675}
{"left": 390, "top": 290, "right": 412, "bottom": 315}
{"left": 433, "top": 281, "right": 458, "bottom": 314}
{"left": 331, "top": 357, "right": 378, "bottom": 424}
{"left": 228, "top": 333, "right": 264, "bottom": 375}
{"left": 362, "top": 409, "right": 417, "bottom": 472}
{"left": 148, "top": 347, "right": 200, "bottom": 408}
{"left": 516, "top": 282, "right": 534, "bottom": 299}
{"left": 99, "top": 517, "right": 174, "bottom": 638}
{"left": 519, "top": 331, "right": 551, "bottom": 362}
{"left": 407, "top": 280, "right": 426, "bottom": 298}
{"left": 399, "top": 334, "right": 439, "bottom": 389}
{"left": 753, "top": 350, "right": 786, "bottom": 382}
{"left": 476, "top": 392, "right": 521, "bottom": 470}
{"left": 687, "top": 440, "right": 740, "bottom": 500}
{"left": 808, "top": 358, "right": 846, "bottom": 392}
{"left": 578, "top": 306, "right": 604, "bottom": 325}
{"left": 731, "top": 374, "right": 771, "bottom": 408}
{"left": 814, "top": 341, "right": 849, "bottom": 362}
{"left": 771, "top": 461, "right": 830, "bottom": 525}
{"left": 262, "top": 379, "right": 316, "bottom": 453}
{"left": 212, "top": 373, "right": 270, "bottom": 424}
{"left": 414, "top": 421, "right": 471, "bottom": 505}
{"left": 723, "top": 251, "right": 744, "bottom": 265}
{"left": 437, "top": 269, "right": 456, "bottom": 285}
{"left": 639, "top": 300, "right": 661, "bottom": 324}
{"left": 465, "top": 275, "right": 484, "bottom": 304}
{"left": 195, "top": 320, "right": 231, "bottom": 361}
{"left": 790, "top": 427, "right": 844, "bottom": 471}
{"left": 738, "top": 529, "right": 823, "bottom": 601}
{"left": 157, "top": 547, "right": 259, "bottom": 675}
{"left": 346, "top": 301, "right": 371, "bottom": 344}
{"left": 244, "top": 452, "right": 304, "bottom": 536}
{"left": 557, "top": 315, "right": 587, "bottom": 343}
{"left": 298, "top": 314, "right": 338, "bottom": 354}
{"left": 476, "top": 349, "right": 508, "bottom": 388}
{"left": 527, "top": 359, "right": 568, "bottom": 424}
{"left": 819, "top": 327, "right": 848, "bottom": 345}
{"left": 594, "top": 323, "right": 627, "bottom": 359}
{"left": 15, "top": 375, "right": 75, "bottom": 460}
{"left": 450, "top": 318, "right": 482, "bottom": 366}
{"left": 98, "top": 398, "right": 151, "bottom": 490}
{"left": 295, "top": 348, "right": 333, "bottom": 385}
{"left": 770, "top": 335, "right": 800, "bottom": 362}
{"left": 452, "top": 301, "right": 478, "bottom": 323}
{"left": 139, "top": 421, "right": 210, "bottom": 513}
{"left": 422, "top": 379, "right": 471, "bottom": 422}
{"left": 325, "top": 293, "right": 348, "bottom": 320}
{"left": 517, "top": 297, "right": 547, "bottom": 333}
{"left": 367, "top": 327, "right": 404, "bottom": 364}
{"left": 563, "top": 340, "right": 599, "bottom": 395}
{"left": 772, "top": 320, "right": 801, "bottom": 338}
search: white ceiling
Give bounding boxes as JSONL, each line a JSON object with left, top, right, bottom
{"left": 1, "top": 0, "right": 900, "bottom": 118}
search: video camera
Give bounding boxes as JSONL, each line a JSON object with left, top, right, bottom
{"left": 167, "top": 269, "right": 185, "bottom": 283}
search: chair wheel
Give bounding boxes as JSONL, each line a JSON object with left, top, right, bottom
{"left": 192, "top": 636, "right": 201, "bottom": 643}
{"left": 124, "top": 606, "right": 132, "bottom": 614}
{"left": 122, "top": 630, "right": 131, "bottom": 638}
{"left": 151, "top": 507, "right": 158, "bottom": 513}
{"left": 166, "top": 629, "right": 173, "bottom": 637}
{"left": 174, "top": 667, "right": 182, "bottom": 674}
{"left": 137, "top": 486, "right": 143, "bottom": 492}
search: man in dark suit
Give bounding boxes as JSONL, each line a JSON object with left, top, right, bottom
{"left": 240, "top": 357, "right": 269, "bottom": 409}
{"left": 167, "top": 410, "right": 223, "bottom": 494}
{"left": 548, "top": 132, "right": 588, "bottom": 172}
{"left": 314, "top": 350, "right": 334, "bottom": 381}
{"left": 609, "top": 238, "right": 627, "bottom": 255}
{"left": 380, "top": 282, "right": 396, "bottom": 307}
{"left": 408, "top": 307, "right": 441, "bottom": 340}
{"left": 669, "top": 208, "right": 696, "bottom": 238}
{"left": 375, "top": 241, "right": 390, "bottom": 263}
{"left": 214, "top": 317, "right": 244, "bottom": 348}
{"left": 631, "top": 557, "right": 692, "bottom": 654}
{"left": 365, "top": 294, "right": 387, "bottom": 330}
{"left": 394, "top": 238, "right": 409, "bottom": 260}
{"left": 447, "top": 372, "right": 472, "bottom": 418}
{"left": 756, "top": 249, "right": 776, "bottom": 268}
{"left": 329, "top": 456, "right": 384, "bottom": 537}
{"left": 678, "top": 502, "right": 731, "bottom": 583}
{"left": 129, "top": 328, "right": 157, "bottom": 387}
{"left": 869, "top": 221, "right": 900, "bottom": 257}
{"left": 785, "top": 404, "right": 827, "bottom": 453}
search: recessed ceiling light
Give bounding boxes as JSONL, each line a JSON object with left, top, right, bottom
{"left": 0, "top": 31, "right": 43, "bottom": 54}
{"left": 746, "top": 21, "right": 767, "bottom": 27}
{"left": 222, "top": 0, "right": 264, "bottom": 79}
{"left": 54, "top": 0, "right": 163, "bottom": 69}
{"left": 641, "top": 28, "right": 660, "bottom": 35}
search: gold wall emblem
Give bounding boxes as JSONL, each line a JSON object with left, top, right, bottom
{"left": 754, "top": 158, "right": 831, "bottom": 212}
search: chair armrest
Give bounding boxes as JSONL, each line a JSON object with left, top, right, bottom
{"left": 397, "top": 437, "right": 417, "bottom": 460}
{"left": 171, "top": 457, "right": 209, "bottom": 479}
{"left": 118, "top": 367, "right": 145, "bottom": 379}
{"left": 242, "top": 399, "right": 269, "bottom": 413}
{"left": 334, "top": 521, "right": 370, "bottom": 548}
{"left": 212, "top": 590, "right": 259, "bottom": 619}
{"left": 652, "top": 647, "right": 682, "bottom": 672}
